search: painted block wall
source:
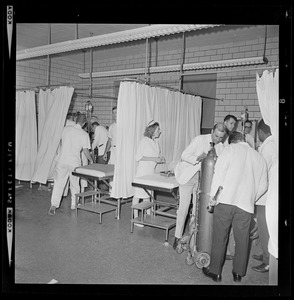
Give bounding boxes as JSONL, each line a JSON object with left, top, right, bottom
{"left": 16, "top": 55, "right": 83, "bottom": 114}
{"left": 16, "top": 25, "right": 279, "bottom": 129}
{"left": 82, "top": 25, "right": 279, "bottom": 126}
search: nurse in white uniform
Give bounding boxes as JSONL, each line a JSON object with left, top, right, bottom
{"left": 132, "top": 121, "right": 166, "bottom": 223}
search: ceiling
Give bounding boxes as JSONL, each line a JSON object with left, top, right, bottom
{"left": 16, "top": 23, "right": 150, "bottom": 52}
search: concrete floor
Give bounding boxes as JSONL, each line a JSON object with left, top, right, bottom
{"left": 14, "top": 181, "right": 272, "bottom": 294}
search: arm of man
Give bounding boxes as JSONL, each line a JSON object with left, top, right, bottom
{"left": 209, "top": 147, "right": 230, "bottom": 197}
{"left": 103, "top": 138, "right": 112, "bottom": 160}
{"left": 139, "top": 156, "right": 166, "bottom": 164}
{"left": 255, "top": 156, "right": 269, "bottom": 201}
{"left": 260, "top": 142, "right": 277, "bottom": 172}
{"left": 91, "top": 128, "right": 99, "bottom": 150}
{"left": 181, "top": 136, "right": 206, "bottom": 165}
{"left": 83, "top": 148, "right": 94, "bottom": 164}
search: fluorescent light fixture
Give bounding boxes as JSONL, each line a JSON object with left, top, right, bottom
{"left": 16, "top": 24, "right": 220, "bottom": 61}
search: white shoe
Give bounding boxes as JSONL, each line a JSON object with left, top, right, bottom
{"left": 48, "top": 206, "right": 56, "bottom": 215}
{"left": 134, "top": 223, "right": 144, "bottom": 228}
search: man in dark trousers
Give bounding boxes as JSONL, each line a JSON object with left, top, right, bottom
{"left": 252, "top": 119, "right": 277, "bottom": 273}
{"left": 202, "top": 131, "right": 268, "bottom": 283}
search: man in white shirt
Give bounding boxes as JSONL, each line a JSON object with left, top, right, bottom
{"left": 65, "top": 113, "right": 76, "bottom": 127}
{"left": 202, "top": 131, "right": 268, "bottom": 283}
{"left": 252, "top": 119, "right": 277, "bottom": 274}
{"left": 48, "top": 114, "right": 93, "bottom": 215}
{"left": 173, "top": 123, "right": 226, "bottom": 250}
{"left": 222, "top": 114, "right": 238, "bottom": 146}
{"left": 244, "top": 120, "right": 255, "bottom": 149}
{"left": 103, "top": 106, "right": 117, "bottom": 165}
{"left": 91, "top": 122, "right": 109, "bottom": 164}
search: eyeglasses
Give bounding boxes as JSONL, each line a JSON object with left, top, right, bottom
{"left": 244, "top": 126, "right": 252, "bottom": 129}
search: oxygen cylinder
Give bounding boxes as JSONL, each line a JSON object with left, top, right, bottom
{"left": 197, "top": 142, "right": 217, "bottom": 255}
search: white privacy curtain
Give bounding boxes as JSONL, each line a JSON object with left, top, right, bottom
{"left": 256, "top": 69, "right": 279, "bottom": 259}
{"left": 31, "top": 86, "right": 74, "bottom": 184}
{"left": 111, "top": 81, "right": 202, "bottom": 199}
{"left": 37, "top": 88, "right": 55, "bottom": 147}
{"left": 15, "top": 91, "right": 38, "bottom": 181}
{"left": 256, "top": 69, "right": 279, "bottom": 143}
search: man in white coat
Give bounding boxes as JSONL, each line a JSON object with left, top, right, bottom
{"left": 252, "top": 119, "right": 277, "bottom": 274}
{"left": 103, "top": 106, "right": 117, "bottom": 165}
{"left": 173, "top": 123, "right": 226, "bottom": 249}
{"left": 48, "top": 114, "right": 93, "bottom": 215}
{"left": 91, "top": 122, "right": 109, "bottom": 164}
{"left": 202, "top": 131, "right": 268, "bottom": 283}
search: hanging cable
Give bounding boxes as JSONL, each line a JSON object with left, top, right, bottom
{"left": 179, "top": 32, "right": 186, "bottom": 91}
{"left": 46, "top": 24, "right": 51, "bottom": 86}
{"left": 262, "top": 25, "right": 269, "bottom": 64}
{"left": 144, "top": 38, "right": 149, "bottom": 83}
{"left": 89, "top": 48, "right": 93, "bottom": 98}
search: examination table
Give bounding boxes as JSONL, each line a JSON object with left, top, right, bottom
{"left": 131, "top": 173, "right": 179, "bottom": 242}
{"left": 72, "top": 163, "right": 131, "bottom": 221}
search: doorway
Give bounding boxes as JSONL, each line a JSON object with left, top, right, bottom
{"left": 182, "top": 73, "right": 217, "bottom": 134}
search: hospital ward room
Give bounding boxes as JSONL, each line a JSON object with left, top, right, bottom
{"left": 14, "top": 23, "right": 282, "bottom": 291}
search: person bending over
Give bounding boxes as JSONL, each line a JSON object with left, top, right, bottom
{"left": 173, "top": 123, "right": 226, "bottom": 249}
{"left": 48, "top": 114, "right": 93, "bottom": 215}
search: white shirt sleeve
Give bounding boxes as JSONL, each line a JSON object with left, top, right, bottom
{"left": 255, "top": 156, "right": 268, "bottom": 201}
{"left": 181, "top": 136, "right": 202, "bottom": 165}
{"left": 259, "top": 142, "right": 276, "bottom": 172}
{"left": 210, "top": 146, "right": 230, "bottom": 197}
{"left": 245, "top": 134, "right": 255, "bottom": 149}
{"left": 82, "top": 132, "right": 91, "bottom": 150}
{"left": 92, "top": 127, "right": 99, "bottom": 150}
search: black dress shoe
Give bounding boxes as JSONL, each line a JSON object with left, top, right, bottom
{"left": 232, "top": 271, "right": 242, "bottom": 282}
{"left": 173, "top": 237, "right": 180, "bottom": 250}
{"left": 202, "top": 267, "right": 222, "bottom": 282}
{"left": 252, "top": 254, "right": 263, "bottom": 262}
{"left": 252, "top": 263, "right": 269, "bottom": 273}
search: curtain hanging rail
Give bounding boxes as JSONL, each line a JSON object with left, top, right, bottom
{"left": 35, "top": 82, "right": 115, "bottom": 88}
{"left": 16, "top": 82, "right": 117, "bottom": 91}
{"left": 16, "top": 87, "right": 39, "bottom": 92}
{"left": 75, "top": 93, "right": 117, "bottom": 100}
{"left": 15, "top": 88, "right": 117, "bottom": 100}
{"left": 120, "top": 78, "right": 224, "bottom": 101}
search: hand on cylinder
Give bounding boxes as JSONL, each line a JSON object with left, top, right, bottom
{"left": 196, "top": 152, "right": 207, "bottom": 163}
{"left": 157, "top": 156, "right": 166, "bottom": 164}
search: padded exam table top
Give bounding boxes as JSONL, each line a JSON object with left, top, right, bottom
{"left": 74, "top": 163, "right": 114, "bottom": 178}
{"left": 132, "top": 173, "right": 179, "bottom": 191}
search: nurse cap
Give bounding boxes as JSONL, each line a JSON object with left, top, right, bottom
{"left": 147, "top": 119, "right": 156, "bottom": 127}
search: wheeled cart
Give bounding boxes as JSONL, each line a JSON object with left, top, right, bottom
{"left": 175, "top": 143, "right": 218, "bottom": 268}
{"left": 175, "top": 187, "right": 212, "bottom": 269}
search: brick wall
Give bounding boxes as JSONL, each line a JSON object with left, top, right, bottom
{"left": 16, "top": 25, "right": 279, "bottom": 128}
